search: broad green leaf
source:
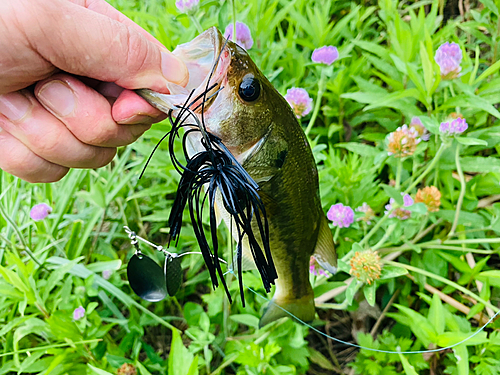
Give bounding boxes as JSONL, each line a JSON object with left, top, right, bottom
{"left": 308, "top": 348, "right": 335, "bottom": 371}
{"left": 479, "top": 0, "right": 499, "bottom": 15}
{"left": 229, "top": 314, "right": 260, "bottom": 329}
{"left": 398, "top": 353, "right": 418, "bottom": 375}
{"left": 428, "top": 293, "right": 445, "bottom": 335}
{"left": 382, "top": 184, "right": 404, "bottom": 205}
{"left": 345, "top": 280, "right": 360, "bottom": 305}
{"left": 88, "top": 365, "right": 114, "bottom": 375}
{"left": 186, "top": 356, "right": 199, "bottom": 375}
{"left": 406, "top": 202, "right": 427, "bottom": 214}
{"left": 340, "top": 91, "right": 387, "bottom": 104}
{"left": 351, "top": 40, "right": 388, "bottom": 58}
{"left": 420, "top": 42, "right": 434, "bottom": 96}
{"left": 453, "top": 345, "right": 470, "bottom": 375}
{"left": 419, "top": 116, "right": 440, "bottom": 134}
{"left": 434, "top": 209, "right": 487, "bottom": 227}
{"left": 86, "top": 260, "right": 122, "bottom": 273}
{"left": 393, "top": 304, "right": 437, "bottom": 346}
{"left": 334, "top": 142, "right": 379, "bottom": 157}
{"left": 438, "top": 95, "right": 500, "bottom": 119}
{"left": 466, "top": 302, "right": 485, "bottom": 320}
{"left": 437, "top": 331, "right": 488, "bottom": 347}
{"left": 460, "top": 156, "right": 500, "bottom": 173}
{"left": 474, "top": 58, "right": 500, "bottom": 84}
{"left": 455, "top": 137, "right": 488, "bottom": 146}
{"left": 477, "top": 270, "right": 500, "bottom": 288}
{"left": 379, "top": 265, "right": 408, "bottom": 279}
{"left": 363, "top": 282, "right": 376, "bottom": 306}
{"left": 168, "top": 329, "right": 194, "bottom": 375}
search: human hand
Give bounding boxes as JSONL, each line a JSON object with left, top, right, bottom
{"left": 0, "top": 0, "right": 188, "bottom": 183}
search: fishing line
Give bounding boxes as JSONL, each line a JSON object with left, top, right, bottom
{"left": 124, "top": 227, "right": 499, "bottom": 354}
{"left": 242, "top": 278, "right": 500, "bottom": 355}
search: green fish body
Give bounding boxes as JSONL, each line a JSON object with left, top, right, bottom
{"left": 137, "top": 27, "right": 337, "bottom": 327}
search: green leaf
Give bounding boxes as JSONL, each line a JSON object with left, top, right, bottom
{"left": 398, "top": 353, "right": 418, "bottom": 375}
{"left": 428, "top": 293, "right": 445, "bottom": 335}
{"left": 351, "top": 40, "right": 388, "bottom": 58}
{"left": 474, "top": 58, "right": 500, "bottom": 84}
{"left": 307, "top": 348, "right": 335, "bottom": 371}
{"left": 86, "top": 260, "right": 122, "bottom": 273}
{"left": 419, "top": 116, "right": 440, "bottom": 134}
{"left": 438, "top": 95, "right": 500, "bottom": 119}
{"left": 229, "top": 314, "right": 260, "bottom": 329}
{"left": 379, "top": 265, "right": 408, "bottom": 279}
{"left": 393, "top": 304, "right": 437, "bottom": 346}
{"left": 456, "top": 137, "right": 489, "bottom": 146}
{"left": 363, "top": 282, "right": 377, "bottom": 306}
{"left": 477, "top": 270, "right": 500, "bottom": 288}
{"left": 420, "top": 42, "right": 434, "bottom": 96}
{"left": 88, "top": 364, "right": 114, "bottom": 375}
{"left": 186, "top": 356, "right": 199, "bottom": 375}
{"left": 460, "top": 157, "right": 500, "bottom": 173}
{"left": 406, "top": 202, "right": 428, "bottom": 214}
{"left": 168, "top": 329, "right": 194, "bottom": 375}
{"left": 335, "top": 142, "right": 379, "bottom": 157}
{"left": 467, "top": 302, "right": 485, "bottom": 320}
{"left": 453, "top": 344, "right": 470, "bottom": 375}
{"left": 479, "top": 0, "right": 499, "bottom": 15}
{"left": 437, "top": 332, "right": 488, "bottom": 347}
{"left": 345, "top": 280, "right": 359, "bottom": 305}
{"left": 382, "top": 184, "right": 404, "bottom": 205}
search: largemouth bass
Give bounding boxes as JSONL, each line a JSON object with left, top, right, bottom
{"left": 138, "top": 27, "right": 337, "bottom": 327}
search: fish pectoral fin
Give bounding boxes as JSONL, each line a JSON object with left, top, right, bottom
{"left": 230, "top": 238, "right": 257, "bottom": 273}
{"left": 259, "top": 293, "right": 315, "bottom": 328}
{"left": 242, "top": 129, "right": 289, "bottom": 184}
{"left": 213, "top": 199, "right": 223, "bottom": 227}
{"left": 313, "top": 216, "right": 338, "bottom": 274}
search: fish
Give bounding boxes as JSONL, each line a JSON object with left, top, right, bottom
{"left": 137, "top": 27, "right": 337, "bottom": 327}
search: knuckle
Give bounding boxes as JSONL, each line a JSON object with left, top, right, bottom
{"left": 36, "top": 129, "right": 63, "bottom": 157}
{"left": 122, "top": 29, "right": 153, "bottom": 74}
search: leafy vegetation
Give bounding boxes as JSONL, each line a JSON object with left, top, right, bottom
{"left": 2, "top": 0, "right": 500, "bottom": 373}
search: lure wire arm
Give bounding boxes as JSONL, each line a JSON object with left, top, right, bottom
{"left": 123, "top": 226, "right": 227, "bottom": 263}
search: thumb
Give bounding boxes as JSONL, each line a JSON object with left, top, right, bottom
{"left": 26, "top": 0, "right": 188, "bottom": 93}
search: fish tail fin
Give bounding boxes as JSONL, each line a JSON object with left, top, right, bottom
{"left": 259, "top": 293, "right": 315, "bottom": 328}
{"left": 313, "top": 215, "right": 338, "bottom": 274}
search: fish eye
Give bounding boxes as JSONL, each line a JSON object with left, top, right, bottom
{"left": 238, "top": 75, "right": 261, "bottom": 102}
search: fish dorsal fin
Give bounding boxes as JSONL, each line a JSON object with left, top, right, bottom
{"left": 313, "top": 216, "right": 337, "bottom": 274}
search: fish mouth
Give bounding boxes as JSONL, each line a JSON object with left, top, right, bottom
{"left": 137, "top": 27, "right": 230, "bottom": 118}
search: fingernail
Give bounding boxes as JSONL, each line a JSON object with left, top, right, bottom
{"left": 37, "top": 80, "right": 76, "bottom": 117}
{"left": 0, "top": 91, "right": 32, "bottom": 122}
{"left": 161, "top": 51, "right": 189, "bottom": 86}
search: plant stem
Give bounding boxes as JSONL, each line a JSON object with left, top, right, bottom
{"left": 449, "top": 144, "right": 465, "bottom": 236}
{"left": 0, "top": 203, "right": 42, "bottom": 267}
{"left": 385, "top": 260, "right": 499, "bottom": 312}
{"left": 445, "top": 238, "right": 500, "bottom": 244}
{"left": 333, "top": 226, "right": 341, "bottom": 244}
{"left": 372, "top": 224, "right": 395, "bottom": 250}
{"left": 404, "top": 143, "right": 447, "bottom": 194}
{"left": 360, "top": 213, "right": 391, "bottom": 248}
{"left": 189, "top": 14, "right": 204, "bottom": 34}
{"left": 395, "top": 158, "right": 403, "bottom": 190}
{"left": 305, "top": 68, "right": 327, "bottom": 136}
